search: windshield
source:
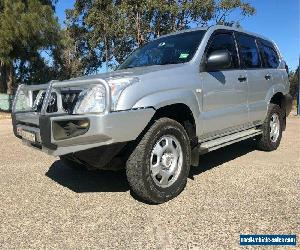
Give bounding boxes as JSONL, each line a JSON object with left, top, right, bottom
{"left": 118, "top": 30, "right": 206, "bottom": 70}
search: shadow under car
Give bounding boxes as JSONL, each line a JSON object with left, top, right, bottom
{"left": 46, "top": 138, "right": 257, "bottom": 194}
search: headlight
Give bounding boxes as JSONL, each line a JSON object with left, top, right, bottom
{"left": 107, "top": 77, "right": 139, "bottom": 111}
{"left": 73, "top": 85, "right": 106, "bottom": 114}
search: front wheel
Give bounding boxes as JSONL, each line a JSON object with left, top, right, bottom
{"left": 256, "top": 103, "right": 283, "bottom": 151}
{"left": 126, "top": 118, "right": 191, "bottom": 204}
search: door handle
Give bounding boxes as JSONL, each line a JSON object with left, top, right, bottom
{"left": 238, "top": 76, "right": 247, "bottom": 82}
{"left": 265, "top": 74, "right": 271, "bottom": 80}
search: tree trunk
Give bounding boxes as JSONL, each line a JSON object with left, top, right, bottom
{"left": 6, "top": 62, "right": 14, "bottom": 95}
{"left": 104, "top": 35, "right": 109, "bottom": 72}
{"left": 155, "top": 13, "right": 161, "bottom": 38}
{"left": 177, "top": 0, "right": 187, "bottom": 30}
{"left": 0, "top": 61, "right": 7, "bottom": 93}
{"left": 136, "top": 11, "right": 141, "bottom": 46}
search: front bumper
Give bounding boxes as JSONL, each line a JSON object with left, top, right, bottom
{"left": 12, "top": 108, "right": 155, "bottom": 156}
{"left": 12, "top": 78, "right": 155, "bottom": 156}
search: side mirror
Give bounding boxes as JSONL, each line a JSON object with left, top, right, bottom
{"left": 206, "top": 50, "right": 232, "bottom": 71}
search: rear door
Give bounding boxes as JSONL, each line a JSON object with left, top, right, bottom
{"left": 257, "top": 38, "right": 282, "bottom": 95}
{"left": 200, "top": 31, "right": 248, "bottom": 140}
{"left": 236, "top": 33, "right": 273, "bottom": 125}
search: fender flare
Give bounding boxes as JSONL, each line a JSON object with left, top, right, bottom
{"left": 265, "top": 83, "right": 287, "bottom": 106}
{"left": 265, "top": 84, "right": 292, "bottom": 125}
{"left": 132, "top": 89, "right": 201, "bottom": 132}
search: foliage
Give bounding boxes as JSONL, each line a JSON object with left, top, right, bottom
{"left": 0, "top": 0, "right": 60, "bottom": 93}
{"left": 51, "top": 29, "right": 85, "bottom": 80}
{"left": 66, "top": 0, "right": 256, "bottom": 72}
{"left": 0, "top": 0, "right": 256, "bottom": 94}
{"left": 289, "top": 67, "right": 299, "bottom": 100}
{"left": 214, "top": 0, "right": 255, "bottom": 25}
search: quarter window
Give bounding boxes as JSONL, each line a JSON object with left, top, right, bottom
{"left": 206, "top": 33, "right": 239, "bottom": 69}
{"left": 259, "top": 40, "right": 279, "bottom": 68}
{"left": 237, "top": 34, "right": 261, "bottom": 68}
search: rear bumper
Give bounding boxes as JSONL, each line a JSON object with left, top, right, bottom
{"left": 12, "top": 108, "right": 155, "bottom": 156}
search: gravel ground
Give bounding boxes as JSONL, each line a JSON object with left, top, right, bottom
{"left": 0, "top": 112, "right": 11, "bottom": 120}
{"left": 0, "top": 115, "right": 299, "bottom": 249}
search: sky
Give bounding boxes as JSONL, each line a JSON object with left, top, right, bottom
{"left": 55, "top": 0, "right": 300, "bottom": 71}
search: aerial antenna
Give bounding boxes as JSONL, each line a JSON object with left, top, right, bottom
{"left": 297, "top": 56, "right": 300, "bottom": 116}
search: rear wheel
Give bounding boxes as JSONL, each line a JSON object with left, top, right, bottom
{"left": 126, "top": 118, "right": 191, "bottom": 204}
{"left": 256, "top": 104, "right": 283, "bottom": 151}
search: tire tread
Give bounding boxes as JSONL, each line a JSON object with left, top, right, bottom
{"left": 257, "top": 104, "right": 283, "bottom": 151}
{"left": 126, "top": 118, "right": 191, "bottom": 203}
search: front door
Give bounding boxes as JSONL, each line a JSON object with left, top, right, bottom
{"left": 200, "top": 31, "right": 248, "bottom": 140}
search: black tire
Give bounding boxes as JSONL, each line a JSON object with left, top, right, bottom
{"left": 256, "top": 103, "right": 283, "bottom": 151}
{"left": 60, "top": 155, "right": 87, "bottom": 170}
{"left": 126, "top": 118, "right": 191, "bottom": 204}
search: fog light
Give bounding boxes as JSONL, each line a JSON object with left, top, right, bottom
{"left": 53, "top": 119, "right": 90, "bottom": 140}
{"left": 77, "top": 119, "right": 89, "bottom": 128}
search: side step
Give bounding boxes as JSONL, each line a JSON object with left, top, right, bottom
{"left": 199, "top": 128, "right": 262, "bottom": 155}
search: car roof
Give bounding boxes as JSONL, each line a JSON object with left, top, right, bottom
{"left": 158, "top": 25, "right": 272, "bottom": 43}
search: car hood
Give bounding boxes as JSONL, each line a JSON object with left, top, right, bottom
{"left": 71, "top": 64, "right": 187, "bottom": 82}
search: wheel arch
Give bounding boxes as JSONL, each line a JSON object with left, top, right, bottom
{"left": 269, "top": 92, "right": 284, "bottom": 109}
{"left": 265, "top": 83, "right": 288, "bottom": 107}
{"left": 151, "top": 103, "right": 197, "bottom": 145}
{"left": 132, "top": 89, "right": 200, "bottom": 137}
{"left": 267, "top": 90, "right": 289, "bottom": 130}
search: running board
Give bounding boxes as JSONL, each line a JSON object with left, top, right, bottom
{"left": 199, "top": 128, "right": 262, "bottom": 155}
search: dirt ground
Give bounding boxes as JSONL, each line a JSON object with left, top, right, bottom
{"left": 0, "top": 114, "right": 299, "bottom": 249}
{"left": 0, "top": 112, "right": 11, "bottom": 120}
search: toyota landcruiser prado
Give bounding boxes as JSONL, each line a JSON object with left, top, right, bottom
{"left": 12, "top": 25, "right": 293, "bottom": 203}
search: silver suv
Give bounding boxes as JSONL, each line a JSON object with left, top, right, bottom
{"left": 12, "top": 25, "right": 292, "bottom": 203}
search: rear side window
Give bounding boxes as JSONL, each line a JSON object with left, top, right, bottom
{"left": 259, "top": 40, "right": 279, "bottom": 68}
{"left": 236, "top": 34, "right": 261, "bottom": 68}
{"left": 206, "top": 33, "right": 239, "bottom": 69}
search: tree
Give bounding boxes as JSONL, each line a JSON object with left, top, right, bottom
{"left": 0, "top": 0, "right": 60, "bottom": 94}
{"left": 213, "top": 0, "right": 255, "bottom": 25}
{"left": 51, "top": 29, "right": 85, "bottom": 80}
{"left": 289, "top": 67, "right": 299, "bottom": 100}
{"left": 66, "top": 0, "right": 256, "bottom": 73}
{"left": 0, "top": 0, "right": 257, "bottom": 94}
{"left": 65, "top": 0, "right": 122, "bottom": 73}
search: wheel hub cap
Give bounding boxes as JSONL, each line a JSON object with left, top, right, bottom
{"left": 270, "top": 113, "right": 280, "bottom": 143}
{"left": 162, "top": 153, "right": 174, "bottom": 169}
{"left": 150, "top": 135, "right": 183, "bottom": 188}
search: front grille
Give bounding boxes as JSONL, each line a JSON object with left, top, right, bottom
{"left": 47, "top": 92, "right": 58, "bottom": 113}
{"left": 14, "top": 83, "right": 85, "bottom": 115}
{"left": 61, "top": 90, "right": 81, "bottom": 114}
{"left": 32, "top": 91, "right": 57, "bottom": 113}
{"left": 32, "top": 90, "right": 44, "bottom": 112}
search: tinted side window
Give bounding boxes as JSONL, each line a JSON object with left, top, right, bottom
{"left": 237, "top": 34, "right": 261, "bottom": 68}
{"left": 207, "top": 33, "right": 239, "bottom": 69}
{"left": 259, "top": 40, "right": 279, "bottom": 68}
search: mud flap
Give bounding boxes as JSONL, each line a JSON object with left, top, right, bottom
{"left": 191, "top": 144, "right": 200, "bottom": 167}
